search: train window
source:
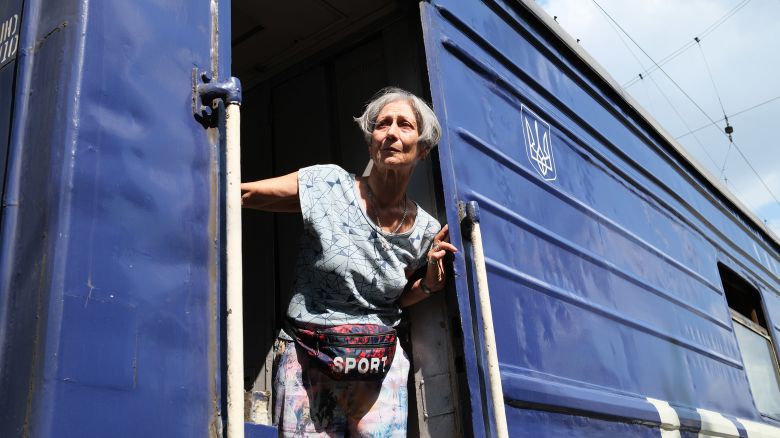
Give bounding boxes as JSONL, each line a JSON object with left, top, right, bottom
{"left": 719, "top": 264, "right": 780, "bottom": 419}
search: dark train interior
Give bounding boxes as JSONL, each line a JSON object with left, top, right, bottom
{"left": 233, "top": 1, "right": 467, "bottom": 435}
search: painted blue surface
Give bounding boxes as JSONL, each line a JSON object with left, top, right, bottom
{"left": 422, "top": 0, "right": 780, "bottom": 435}
{"left": 2, "top": 0, "right": 779, "bottom": 436}
{"left": 507, "top": 408, "right": 662, "bottom": 438}
{"left": 245, "top": 422, "right": 277, "bottom": 438}
{"left": 0, "top": 0, "right": 222, "bottom": 436}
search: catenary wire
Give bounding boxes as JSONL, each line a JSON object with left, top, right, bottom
{"left": 623, "top": 0, "right": 751, "bottom": 88}
{"left": 697, "top": 41, "right": 728, "bottom": 122}
{"left": 598, "top": 3, "right": 652, "bottom": 74}
{"left": 695, "top": 39, "right": 732, "bottom": 177}
{"left": 727, "top": 139, "right": 780, "bottom": 209}
{"left": 676, "top": 95, "right": 780, "bottom": 140}
{"left": 591, "top": 0, "right": 718, "bottom": 123}
{"left": 594, "top": 3, "right": 668, "bottom": 123}
{"left": 646, "top": 72, "right": 723, "bottom": 171}
{"left": 590, "top": 0, "right": 719, "bottom": 168}
{"left": 591, "top": 0, "right": 780, "bottom": 211}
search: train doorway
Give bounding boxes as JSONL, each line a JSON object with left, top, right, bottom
{"left": 232, "top": 1, "right": 467, "bottom": 436}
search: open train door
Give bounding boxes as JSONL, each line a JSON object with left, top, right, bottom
{"left": 0, "top": 0, "right": 235, "bottom": 437}
{"left": 420, "top": 2, "right": 513, "bottom": 437}
{"left": 420, "top": 1, "right": 570, "bottom": 437}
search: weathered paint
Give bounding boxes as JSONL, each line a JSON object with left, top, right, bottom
{"left": 0, "top": 0, "right": 223, "bottom": 436}
{"left": 2, "top": 0, "right": 780, "bottom": 437}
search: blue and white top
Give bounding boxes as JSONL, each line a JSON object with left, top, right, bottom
{"left": 285, "top": 164, "right": 440, "bottom": 331}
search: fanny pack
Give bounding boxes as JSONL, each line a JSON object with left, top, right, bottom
{"left": 286, "top": 319, "right": 397, "bottom": 381}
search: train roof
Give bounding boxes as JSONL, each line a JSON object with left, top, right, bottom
{"left": 519, "top": 0, "right": 780, "bottom": 252}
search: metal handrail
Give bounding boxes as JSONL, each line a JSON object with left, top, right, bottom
{"left": 225, "top": 102, "right": 244, "bottom": 438}
{"left": 466, "top": 201, "right": 509, "bottom": 438}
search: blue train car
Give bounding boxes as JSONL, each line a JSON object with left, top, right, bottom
{"left": 1, "top": 0, "right": 779, "bottom": 437}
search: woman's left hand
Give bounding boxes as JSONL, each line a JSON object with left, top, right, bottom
{"left": 423, "top": 224, "right": 458, "bottom": 292}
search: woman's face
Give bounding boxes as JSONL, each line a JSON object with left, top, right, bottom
{"left": 369, "top": 100, "right": 427, "bottom": 171}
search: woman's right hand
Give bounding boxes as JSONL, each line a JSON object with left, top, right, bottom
{"left": 422, "top": 224, "right": 458, "bottom": 292}
{"left": 241, "top": 171, "right": 301, "bottom": 212}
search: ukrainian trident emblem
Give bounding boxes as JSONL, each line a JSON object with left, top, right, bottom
{"left": 521, "top": 105, "right": 556, "bottom": 181}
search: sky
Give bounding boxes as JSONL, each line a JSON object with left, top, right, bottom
{"left": 536, "top": 0, "right": 780, "bottom": 239}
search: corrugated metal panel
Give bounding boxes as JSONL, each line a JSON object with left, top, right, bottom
{"left": 421, "top": 0, "right": 780, "bottom": 435}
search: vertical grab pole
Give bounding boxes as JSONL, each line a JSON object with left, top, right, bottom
{"left": 225, "top": 101, "right": 245, "bottom": 438}
{"left": 195, "top": 75, "right": 244, "bottom": 437}
{"left": 466, "top": 201, "right": 509, "bottom": 438}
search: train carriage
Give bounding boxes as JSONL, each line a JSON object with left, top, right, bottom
{"left": 1, "top": 0, "right": 779, "bottom": 437}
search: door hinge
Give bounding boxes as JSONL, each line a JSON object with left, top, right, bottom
{"left": 192, "top": 68, "right": 242, "bottom": 127}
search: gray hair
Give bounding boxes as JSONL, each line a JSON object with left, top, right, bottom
{"left": 354, "top": 87, "right": 442, "bottom": 151}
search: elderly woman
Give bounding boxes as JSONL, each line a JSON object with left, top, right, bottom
{"left": 241, "top": 87, "right": 456, "bottom": 437}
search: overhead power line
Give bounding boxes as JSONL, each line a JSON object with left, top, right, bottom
{"left": 590, "top": 0, "right": 780, "bottom": 212}
{"left": 623, "top": 0, "right": 751, "bottom": 88}
{"left": 647, "top": 72, "right": 723, "bottom": 172}
{"left": 676, "top": 95, "right": 780, "bottom": 140}
{"left": 694, "top": 38, "right": 733, "bottom": 177}
{"left": 728, "top": 139, "right": 780, "bottom": 210}
{"left": 598, "top": 2, "right": 651, "bottom": 74}
{"left": 590, "top": 0, "right": 717, "bottom": 125}
{"left": 592, "top": 0, "right": 722, "bottom": 171}
{"left": 696, "top": 40, "right": 728, "bottom": 124}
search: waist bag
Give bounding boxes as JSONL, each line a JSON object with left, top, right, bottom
{"left": 287, "top": 320, "right": 397, "bottom": 381}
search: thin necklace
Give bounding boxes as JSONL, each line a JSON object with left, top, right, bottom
{"left": 365, "top": 182, "right": 408, "bottom": 234}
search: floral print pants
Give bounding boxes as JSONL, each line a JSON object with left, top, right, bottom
{"left": 273, "top": 339, "right": 410, "bottom": 437}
